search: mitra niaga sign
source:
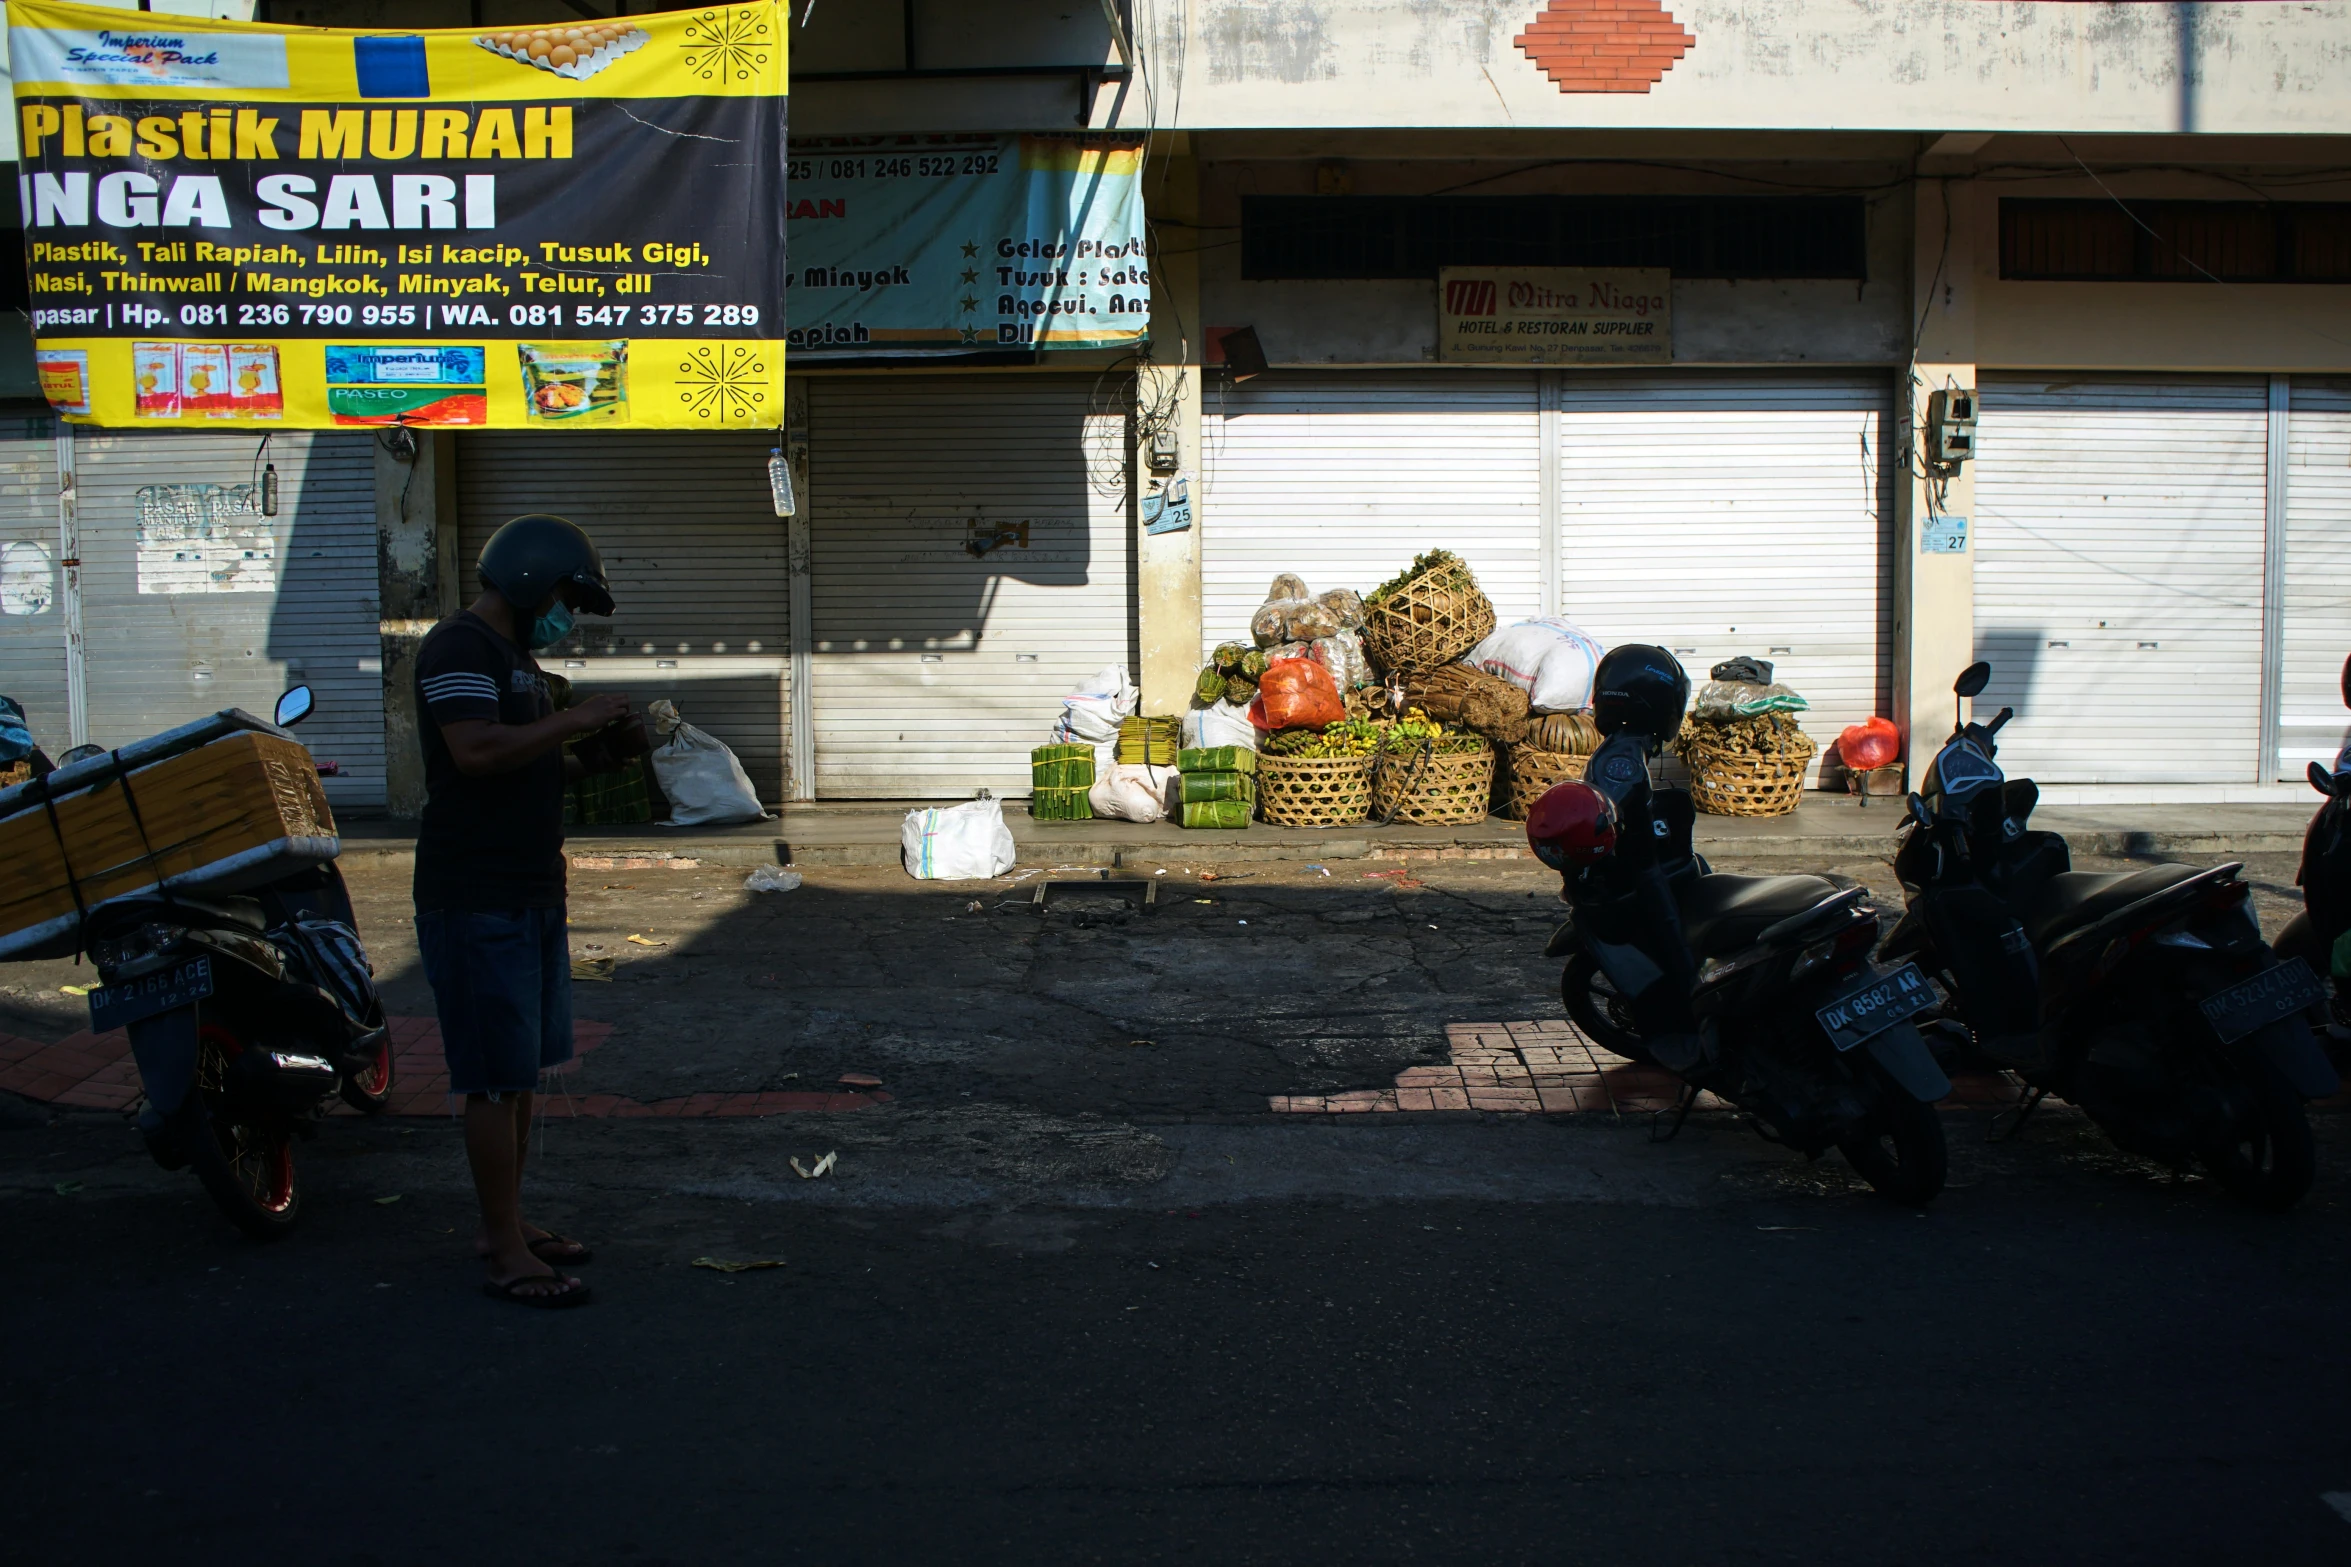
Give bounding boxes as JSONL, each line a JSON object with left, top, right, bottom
{"left": 1437, "top": 267, "right": 1670, "bottom": 366}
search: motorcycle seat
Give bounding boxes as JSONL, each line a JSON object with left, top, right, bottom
{"left": 96, "top": 892, "right": 268, "bottom": 933}
{"left": 2020, "top": 863, "right": 2214, "bottom": 951}
{"left": 1677, "top": 872, "right": 1843, "bottom": 958}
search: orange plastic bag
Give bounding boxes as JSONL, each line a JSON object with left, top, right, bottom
{"left": 1837, "top": 716, "right": 1900, "bottom": 772}
{"left": 1255, "top": 656, "right": 1346, "bottom": 731}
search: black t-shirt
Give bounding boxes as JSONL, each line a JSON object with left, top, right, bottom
{"left": 413, "top": 611, "right": 566, "bottom": 911}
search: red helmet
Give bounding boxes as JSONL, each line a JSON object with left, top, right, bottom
{"left": 1526, "top": 779, "right": 1618, "bottom": 872}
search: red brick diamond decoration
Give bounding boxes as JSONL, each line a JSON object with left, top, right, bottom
{"left": 1515, "top": 0, "right": 1695, "bottom": 94}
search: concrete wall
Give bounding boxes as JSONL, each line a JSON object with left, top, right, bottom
{"left": 1144, "top": 0, "right": 2351, "bottom": 135}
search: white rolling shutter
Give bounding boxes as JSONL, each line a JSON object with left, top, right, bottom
{"left": 1974, "top": 375, "right": 2269, "bottom": 784}
{"left": 74, "top": 430, "right": 384, "bottom": 807}
{"left": 456, "top": 431, "right": 790, "bottom": 802}
{"left": 1201, "top": 372, "right": 1543, "bottom": 655}
{"left": 2282, "top": 379, "right": 2351, "bottom": 775}
{"left": 806, "top": 375, "right": 1133, "bottom": 799}
{"left": 1554, "top": 373, "right": 1893, "bottom": 771}
{"left": 0, "top": 417, "right": 66, "bottom": 755}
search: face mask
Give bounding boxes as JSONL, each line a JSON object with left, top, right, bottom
{"left": 526, "top": 602, "right": 575, "bottom": 650}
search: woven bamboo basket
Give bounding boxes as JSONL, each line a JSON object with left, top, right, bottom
{"left": 1371, "top": 744, "right": 1495, "bottom": 825}
{"left": 1255, "top": 753, "right": 1375, "bottom": 827}
{"left": 1498, "top": 745, "right": 1590, "bottom": 820}
{"left": 1682, "top": 729, "right": 1817, "bottom": 818}
{"left": 1360, "top": 560, "right": 1497, "bottom": 678}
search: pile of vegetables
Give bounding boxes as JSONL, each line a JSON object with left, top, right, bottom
{"left": 1194, "top": 641, "right": 1270, "bottom": 707}
{"left": 1675, "top": 711, "right": 1811, "bottom": 759}
{"left": 1364, "top": 548, "right": 1471, "bottom": 611}
{"left": 1260, "top": 710, "right": 1485, "bottom": 760}
{"left": 1262, "top": 717, "right": 1382, "bottom": 758}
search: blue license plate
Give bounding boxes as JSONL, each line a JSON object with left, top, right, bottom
{"left": 88, "top": 956, "right": 213, "bottom": 1034}
{"left": 1816, "top": 963, "right": 1935, "bottom": 1052}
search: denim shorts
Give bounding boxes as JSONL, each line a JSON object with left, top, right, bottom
{"left": 415, "top": 906, "right": 575, "bottom": 1096}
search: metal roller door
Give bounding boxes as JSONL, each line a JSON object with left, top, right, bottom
{"left": 1555, "top": 372, "right": 1894, "bottom": 774}
{"left": 73, "top": 430, "right": 385, "bottom": 808}
{"left": 2281, "top": 380, "right": 2351, "bottom": 775}
{"left": 1974, "top": 375, "right": 2270, "bottom": 784}
{"left": 806, "top": 375, "right": 1133, "bottom": 799}
{"left": 456, "top": 431, "right": 790, "bottom": 802}
{"left": 0, "top": 417, "right": 67, "bottom": 756}
{"left": 1201, "top": 371, "right": 1543, "bottom": 656}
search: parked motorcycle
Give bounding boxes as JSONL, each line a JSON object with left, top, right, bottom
{"left": 2271, "top": 652, "right": 2351, "bottom": 1053}
{"left": 1532, "top": 771, "right": 1953, "bottom": 1206}
{"left": 78, "top": 686, "right": 393, "bottom": 1238}
{"left": 1883, "top": 661, "right": 2337, "bottom": 1210}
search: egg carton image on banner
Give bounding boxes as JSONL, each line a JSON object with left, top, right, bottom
{"left": 476, "top": 24, "right": 650, "bottom": 80}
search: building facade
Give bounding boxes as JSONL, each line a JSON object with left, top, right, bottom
{"left": 2, "top": 0, "right": 2348, "bottom": 805}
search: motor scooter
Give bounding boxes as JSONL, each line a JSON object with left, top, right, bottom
{"left": 69, "top": 686, "right": 391, "bottom": 1238}
{"left": 1540, "top": 751, "right": 1952, "bottom": 1204}
{"left": 2271, "top": 653, "right": 2351, "bottom": 1058}
{"left": 1883, "top": 662, "right": 2338, "bottom": 1209}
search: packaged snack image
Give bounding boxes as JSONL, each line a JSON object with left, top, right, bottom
{"left": 323, "top": 344, "right": 488, "bottom": 427}
{"left": 133, "top": 343, "right": 182, "bottom": 420}
{"left": 34, "top": 349, "right": 89, "bottom": 415}
{"left": 180, "top": 343, "right": 231, "bottom": 417}
{"left": 518, "top": 341, "right": 628, "bottom": 423}
{"left": 226, "top": 344, "right": 284, "bottom": 420}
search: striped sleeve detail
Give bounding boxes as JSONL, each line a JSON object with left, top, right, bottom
{"left": 421, "top": 671, "right": 501, "bottom": 715}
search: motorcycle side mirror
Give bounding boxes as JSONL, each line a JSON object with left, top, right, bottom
{"left": 273, "top": 684, "right": 315, "bottom": 728}
{"left": 2310, "top": 761, "right": 2339, "bottom": 798}
{"left": 1906, "top": 792, "right": 1933, "bottom": 830}
{"left": 1953, "top": 662, "right": 1992, "bottom": 700}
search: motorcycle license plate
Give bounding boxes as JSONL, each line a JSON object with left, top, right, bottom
{"left": 2197, "top": 959, "right": 2326, "bottom": 1045}
{"left": 1815, "top": 963, "right": 1935, "bottom": 1052}
{"left": 87, "top": 956, "right": 213, "bottom": 1034}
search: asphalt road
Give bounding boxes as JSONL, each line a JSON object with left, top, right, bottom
{"left": 5, "top": 850, "right": 2347, "bottom": 1563}
{"left": 6, "top": 1105, "right": 2351, "bottom": 1565}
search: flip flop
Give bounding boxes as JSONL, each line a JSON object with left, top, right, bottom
{"left": 527, "top": 1232, "right": 594, "bottom": 1265}
{"left": 481, "top": 1271, "right": 592, "bottom": 1309}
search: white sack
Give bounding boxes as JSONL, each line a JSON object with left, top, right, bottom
{"left": 1183, "top": 701, "right": 1259, "bottom": 754}
{"left": 1468, "top": 617, "right": 1606, "bottom": 713}
{"left": 1088, "top": 763, "right": 1178, "bottom": 824}
{"left": 1050, "top": 664, "right": 1138, "bottom": 745}
{"left": 901, "top": 798, "right": 1017, "bottom": 880}
{"left": 648, "top": 717, "right": 770, "bottom": 827}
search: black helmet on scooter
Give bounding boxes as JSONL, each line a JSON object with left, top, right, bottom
{"left": 478, "top": 513, "right": 613, "bottom": 617}
{"left": 1591, "top": 644, "right": 1690, "bottom": 743}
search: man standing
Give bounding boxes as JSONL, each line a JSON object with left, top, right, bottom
{"left": 414, "top": 513, "right": 631, "bottom": 1308}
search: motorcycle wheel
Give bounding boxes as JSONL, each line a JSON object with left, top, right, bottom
{"left": 178, "top": 1025, "right": 302, "bottom": 1241}
{"left": 1837, "top": 1091, "right": 1948, "bottom": 1205}
{"left": 2198, "top": 1060, "right": 2316, "bottom": 1213}
{"left": 338, "top": 1029, "right": 395, "bottom": 1115}
{"left": 1560, "top": 955, "right": 1654, "bottom": 1064}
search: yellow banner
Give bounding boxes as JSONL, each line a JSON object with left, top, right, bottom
{"left": 10, "top": 0, "right": 787, "bottom": 430}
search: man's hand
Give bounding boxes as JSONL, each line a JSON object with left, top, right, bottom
{"left": 568, "top": 692, "right": 632, "bottom": 735}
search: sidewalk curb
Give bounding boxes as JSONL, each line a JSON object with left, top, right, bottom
{"left": 329, "top": 824, "right": 2310, "bottom": 872}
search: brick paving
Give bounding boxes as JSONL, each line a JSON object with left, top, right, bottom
{"left": 0, "top": 1015, "right": 888, "bottom": 1119}
{"left": 1268, "top": 1019, "right": 2033, "bottom": 1117}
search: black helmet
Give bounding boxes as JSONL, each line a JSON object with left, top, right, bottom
{"left": 478, "top": 514, "right": 612, "bottom": 617}
{"left": 1591, "top": 644, "right": 1690, "bottom": 742}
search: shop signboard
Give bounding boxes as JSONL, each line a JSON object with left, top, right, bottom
{"left": 1436, "top": 266, "right": 1669, "bottom": 366}
{"left": 786, "top": 134, "right": 1147, "bottom": 358}
{"left": 11, "top": 0, "right": 787, "bottom": 430}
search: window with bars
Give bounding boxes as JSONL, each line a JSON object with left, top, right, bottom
{"left": 1999, "top": 198, "right": 2351, "bottom": 282}
{"left": 1239, "top": 195, "right": 1869, "bottom": 281}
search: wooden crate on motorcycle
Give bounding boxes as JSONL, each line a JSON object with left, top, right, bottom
{"left": 0, "top": 711, "right": 337, "bottom": 960}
